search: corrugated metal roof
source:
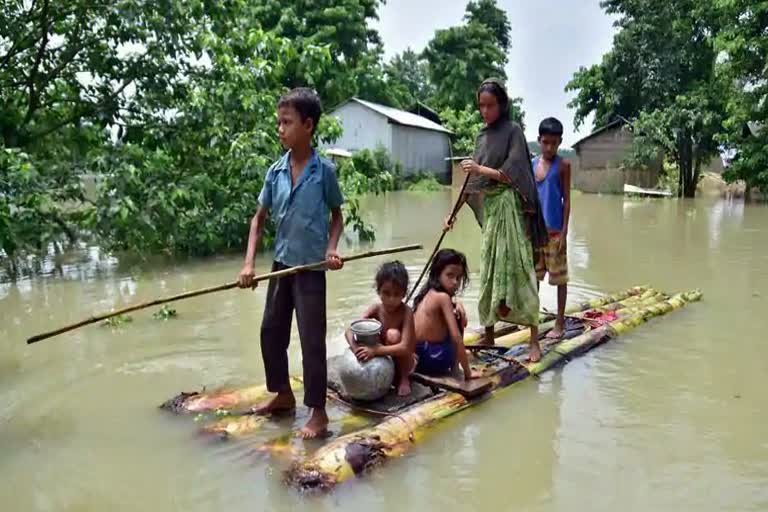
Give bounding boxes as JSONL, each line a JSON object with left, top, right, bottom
{"left": 572, "top": 117, "right": 631, "bottom": 148}
{"left": 344, "top": 98, "right": 453, "bottom": 134}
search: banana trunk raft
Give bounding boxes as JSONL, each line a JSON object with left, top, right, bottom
{"left": 158, "top": 286, "right": 701, "bottom": 493}
{"left": 160, "top": 286, "right": 649, "bottom": 416}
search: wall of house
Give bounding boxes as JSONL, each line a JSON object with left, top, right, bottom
{"left": 391, "top": 125, "right": 451, "bottom": 179}
{"left": 574, "top": 125, "right": 661, "bottom": 193}
{"left": 323, "top": 102, "right": 392, "bottom": 153}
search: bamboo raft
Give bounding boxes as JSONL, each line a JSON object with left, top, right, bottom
{"left": 159, "top": 285, "right": 701, "bottom": 492}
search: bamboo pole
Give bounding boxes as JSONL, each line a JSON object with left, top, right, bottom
{"left": 285, "top": 290, "right": 702, "bottom": 492}
{"left": 405, "top": 174, "right": 470, "bottom": 304}
{"left": 26, "top": 244, "right": 423, "bottom": 345}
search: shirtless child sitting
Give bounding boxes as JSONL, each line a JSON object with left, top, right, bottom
{"left": 412, "top": 249, "right": 481, "bottom": 381}
{"left": 345, "top": 261, "right": 416, "bottom": 396}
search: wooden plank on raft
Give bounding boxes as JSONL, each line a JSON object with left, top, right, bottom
{"left": 410, "top": 372, "right": 493, "bottom": 398}
{"left": 326, "top": 355, "right": 436, "bottom": 414}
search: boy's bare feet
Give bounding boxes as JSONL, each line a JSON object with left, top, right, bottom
{"left": 250, "top": 390, "right": 296, "bottom": 415}
{"left": 546, "top": 321, "right": 565, "bottom": 339}
{"left": 297, "top": 408, "right": 329, "bottom": 439}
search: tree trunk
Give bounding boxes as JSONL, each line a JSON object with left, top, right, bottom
{"left": 678, "top": 137, "right": 696, "bottom": 198}
{"left": 692, "top": 150, "right": 703, "bottom": 196}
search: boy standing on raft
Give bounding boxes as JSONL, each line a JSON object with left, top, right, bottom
{"left": 533, "top": 118, "right": 571, "bottom": 338}
{"left": 237, "top": 88, "right": 344, "bottom": 439}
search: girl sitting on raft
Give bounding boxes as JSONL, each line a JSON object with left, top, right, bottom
{"left": 345, "top": 261, "right": 417, "bottom": 396}
{"left": 412, "top": 249, "right": 482, "bottom": 381}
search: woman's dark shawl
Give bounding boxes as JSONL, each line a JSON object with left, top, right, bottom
{"left": 464, "top": 118, "right": 549, "bottom": 250}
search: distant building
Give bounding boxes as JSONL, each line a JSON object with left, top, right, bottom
{"left": 322, "top": 98, "right": 453, "bottom": 179}
{"left": 572, "top": 118, "right": 726, "bottom": 194}
{"left": 571, "top": 119, "right": 661, "bottom": 194}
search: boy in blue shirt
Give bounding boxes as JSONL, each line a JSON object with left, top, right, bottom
{"left": 533, "top": 117, "right": 571, "bottom": 339}
{"left": 237, "top": 88, "right": 344, "bottom": 439}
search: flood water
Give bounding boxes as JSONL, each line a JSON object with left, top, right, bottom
{"left": 1, "top": 191, "right": 767, "bottom": 511}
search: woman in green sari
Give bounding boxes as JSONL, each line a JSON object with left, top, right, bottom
{"left": 445, "top": 79, "right": 548, "bottom": 362}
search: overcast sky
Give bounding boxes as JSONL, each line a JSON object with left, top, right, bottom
{"left": 374, "top": 0, "right": 618, "bottom": 146}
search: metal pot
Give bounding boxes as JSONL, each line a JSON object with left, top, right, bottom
{"left": 350, "top": 318, "right": 382, "bottom": 346}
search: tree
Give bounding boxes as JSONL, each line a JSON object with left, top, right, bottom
{"left": 384, "top": 49, "right": 435, "bottom": 108}
{"left": 464, "top": 0, "right": 512, "bottom": 52}
{"left": 423, "top": 0, "right": 515, "bottom": 112}
{"left": 566, "top": 0, "right": 726, "bottom": 197}
{"left": 250, "top": 0, "right": 386, "bottom": 106}
{"left": 0, "top": 1, "right": 393, "bottom": 278}
{"left": 423, "top": 22, "right": 507, "bottom": 112}
{"left": 715, "top": 0, "right": 768, "bottom": 195}
{"left": 0, "top": 0, "right": 205, "bottom": 273}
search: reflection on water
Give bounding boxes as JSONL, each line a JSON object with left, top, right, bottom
{"left": 1, "top": 191, "right": 767, "bottom": 511}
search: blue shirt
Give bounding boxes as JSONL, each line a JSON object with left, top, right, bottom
{"left": 258, "top": 150, "right": 344, "bottom": 267}
{"left": 532, "top": 156, "right": 564, "bottom": 231}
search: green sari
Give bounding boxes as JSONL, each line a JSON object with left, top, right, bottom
{"left": 478, "top": 186, "right": 540, "bottom": 327}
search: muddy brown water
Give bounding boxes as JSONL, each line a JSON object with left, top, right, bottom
{"left": 1, "top": 191, "right": 766, "bottom": 511}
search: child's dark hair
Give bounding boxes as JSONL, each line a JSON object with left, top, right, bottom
{"left": 412, "top": 249, "right": 469, "bottom": 311}
{"left": 375, "top": 261, "right": 409, "bottom": 294}
{"left": 539, "top": 117, "right": 564, "bottom": 137}
{"left": 277, "top": 87, "right": 322, "bottom": 134}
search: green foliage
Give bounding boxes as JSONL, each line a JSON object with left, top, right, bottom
{"left": 89, "top": 25, "right": 336, "bottom": 257}
{"left": 251, "top": 0, "right": 386, "bottom": 107}
{"left": 464, "top": 0, "right": 512, "bottom": 52}
{"left": 657, "top": 159, "right": 680, "bottom": 195}
{"left": 0, "top": 1, "right": 390, "bottom": 276}
{"left": 334, "top": 147, "right": 399, "bottom": 240}
{"left": 566, "top": 0, "right": 726, "bottom": 197}
{"left": 0, "top": 146, "right": 82, "bottom": 277}
{"left": 715, "top": 0, "right": 768, "bottom": 193}
{"left": 439, "top": 107, "right": 484, "bottom": 157}
{"left": 422, "top": 0, "right": 515, "bottom": 112}
{"left": 405, "top": 174, "right": 444, "bottom": 192}
{"left": 383, "top": 49, "right": 435, "bottom": 108}
{"left": 102, "top": 314, "right": 133, "bottom": 328}
{"left": 0, "top": 0, "right": 204, "bottom": 274}
{"left": 423, "top": 22, "right": 507, "bottom": 112}
{"left": 153, "top": 305, "right": 178, "bottom": 320}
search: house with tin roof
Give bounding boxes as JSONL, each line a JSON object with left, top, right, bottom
{"left": 322, "top": 97, "right": 453, "bottom": 179}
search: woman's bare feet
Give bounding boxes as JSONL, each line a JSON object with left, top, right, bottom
{"left": 527, "top": 339, "right": 542, "bottom": 363}
{"left": 478, "top": 326, "right": 495, "bottom": 346}
{"left": 250, "top": 390, "right": 296, "bottom": 415}
{"left": 297, "top": 408, "right": 329, "bottom": 439}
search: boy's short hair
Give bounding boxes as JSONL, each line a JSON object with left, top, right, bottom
{"left": 278, "top": 88, "right": 322, "bottom": 134}
{"left": 539, "top": 117, "right": 564, "bottom": 137}
{"left": 375, "top": 261, "right": 409, "bottom": 294}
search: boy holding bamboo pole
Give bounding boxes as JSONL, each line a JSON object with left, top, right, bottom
{"left": 237, "top": 88, "right": 344, "bottom": 439}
